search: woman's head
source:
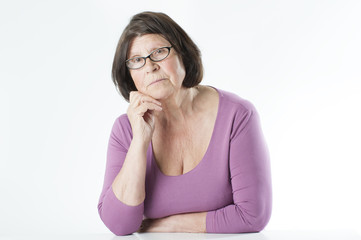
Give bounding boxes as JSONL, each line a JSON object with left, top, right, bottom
{"left": 112, "top": 11, "right": 203, "bottom": 101}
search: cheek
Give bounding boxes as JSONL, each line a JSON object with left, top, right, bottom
{"left": 165, "top": 56, "right": 185, "bottom": 80}
{"left": 174, "top": 60, "right": 186, "bottom": 81}
{"left": 130, "top": 71, "right": 143, "bottom": 88}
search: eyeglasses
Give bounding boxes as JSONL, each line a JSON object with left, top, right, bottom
{"left": 125, "top": 46, "right": 173, "bottom": 70}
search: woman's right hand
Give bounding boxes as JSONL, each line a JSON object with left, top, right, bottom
{"left": 127, "top": 91, "right": 162, "bottom": 144}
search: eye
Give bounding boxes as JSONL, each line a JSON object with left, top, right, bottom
{"left": 130, "top": 57, "right": 142, "bottom": 63}
{"left": 153, "top": 48, "right": 166, "bottom": 55}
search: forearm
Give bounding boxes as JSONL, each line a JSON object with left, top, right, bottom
{"left": 139, "top": 212, "right": 207, "bottom": 233}
{"left": 173, "top": 212, "right": 207, "bottom": 233}
{"left": 111, "top": 138, "right": 148, "bottom": 206}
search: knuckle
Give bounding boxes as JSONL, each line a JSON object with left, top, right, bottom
{"left": 129, "top": 92, "right": 134, "bottom": 101}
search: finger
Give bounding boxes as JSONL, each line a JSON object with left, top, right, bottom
{"left": 143, "top": 109, "right": 156, "bottom": 125}
{"left": 129, "top": 92, "right": 142, "bottom": 107}
{"left": 136, "top": 103, "right": 162, "bottom": 116}
{"left": 129, "top": 91, "right": 137, "bottom": 103}
{"left": 139, "top": 95, "right": 162, "bottom": 106}
{"left": 129, "top": 92, "right": 162, "bottom": 106}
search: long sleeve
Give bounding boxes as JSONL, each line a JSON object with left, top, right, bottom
{"left": 97, "top": 116, "right": 144, "bottom": 236}
{"left": 206, "top": 103, "right": 272, "bottom": 233}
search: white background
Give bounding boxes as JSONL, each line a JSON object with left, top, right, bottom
{"left": 1, "top": 0, "right": 360, "bottom": 236}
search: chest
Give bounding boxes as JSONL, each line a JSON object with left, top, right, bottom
{"left": 145, "top": 125, "right": 233, "bottom": 219}
{"left": 151, "top": 118, "right": 214, "bottom": 176}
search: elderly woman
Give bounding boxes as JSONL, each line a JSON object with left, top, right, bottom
{"left": 97, "top": 11, "right": 272, "bottom": 236}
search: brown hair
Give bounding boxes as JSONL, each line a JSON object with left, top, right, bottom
{"left": 111, "top": 11, "right": 203, "bottom": 101}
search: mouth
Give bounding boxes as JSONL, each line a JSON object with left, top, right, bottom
{"left": 149, "top": 78, "right": 166, "bottom": 86}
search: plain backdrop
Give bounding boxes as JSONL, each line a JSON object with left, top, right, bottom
{"left": 1, "top": 0, "right": 360, "bottom": 236}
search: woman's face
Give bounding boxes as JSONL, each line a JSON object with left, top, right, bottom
{"left": 127, "top": 34, "right": 186, "bottom": 100}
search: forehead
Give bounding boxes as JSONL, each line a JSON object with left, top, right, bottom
{"left": 128, "top": 34, "right": 170, "bottom": 55}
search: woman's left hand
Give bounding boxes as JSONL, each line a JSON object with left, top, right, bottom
{"left": 138, "top": 215, "right": 177, "bottom": 233}
{"left": 137, "top": 212, "right": 207, "bottom": 233}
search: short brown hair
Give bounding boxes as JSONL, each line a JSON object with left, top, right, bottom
{"left": 111, "top": 11, "right": 203, "bottom": 101}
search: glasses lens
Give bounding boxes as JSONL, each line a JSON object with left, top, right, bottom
{"left": 126, "top": 57, "right": 144, "bottom": 69}
{"left": 150, "top": 47, "right": 170, "bottom": 61}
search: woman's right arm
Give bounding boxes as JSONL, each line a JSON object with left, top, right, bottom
{"left": 98, "top": 92, "right": 162, "bottom": 236}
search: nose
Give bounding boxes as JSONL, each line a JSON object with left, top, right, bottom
{"left": 144, "top": 58, "right": 159, "bottom": 73}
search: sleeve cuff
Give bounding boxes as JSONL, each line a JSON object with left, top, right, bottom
{"left": 206, "top": 210, "right": 215, "bottom": 233}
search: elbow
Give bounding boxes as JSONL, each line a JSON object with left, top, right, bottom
{"left": 236, "top": 201, "right": 272, "bottom": 233}
{"left": 98, "top": 204, "right": 142, "bottom": 236}
{"left": 111, "top": 227, "right": 138, "bottom": 236}
{"left": 246, "top": 216, "right": 269, "bottom": 232}
{"left": 99, "top": 211, "right": 141, "bottom": 236}
{"left": 239, "top": 212, "right": 271, "bottom": 233}
{"left": 250, "top": 211, "right": 272, "bottom": 233}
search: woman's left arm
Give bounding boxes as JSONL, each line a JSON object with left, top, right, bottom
{"left": 206, "top": 105, "right": 272, "bottom": 233}
{"left": 138, "top": 212, "right": 207, "bottom": 233}
{"left": 139, "top": 104, "right": 272, "bottom": 233}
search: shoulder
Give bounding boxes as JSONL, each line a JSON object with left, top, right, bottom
{"left": 207, "top": 86, "right": 257, "bottom": 115}
{"left": 115, "top": 113, "right": 131, "bottom": 127}
{"left": 210, "top": 86, "right": 261, "bottom": 130}
{"left": 211, "top": 87, "right": 262, "bottom": 140}
{"left": 110, "top": 114, "right": 133, "bottom": 143}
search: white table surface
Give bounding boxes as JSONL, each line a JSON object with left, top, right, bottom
{"left": 2, "top": 230, "right": 361, "bottom": 240}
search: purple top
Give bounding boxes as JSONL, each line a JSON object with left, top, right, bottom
{"left": 97, "top": 87, "right": 272, "bottom": 235}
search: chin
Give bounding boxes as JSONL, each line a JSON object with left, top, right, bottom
{"left": 150, "top": 93, "right": 169, "bottom": 100}
{"left": 150, "top": 90, "right": 173, "bottom": 101}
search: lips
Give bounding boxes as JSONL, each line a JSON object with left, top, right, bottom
{"left": 149, "top": 78, "right": 166, "bottom": 86}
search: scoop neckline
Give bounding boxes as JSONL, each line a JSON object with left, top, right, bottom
{"left": 150, "top": 85, "right": 222, "bottom": 177}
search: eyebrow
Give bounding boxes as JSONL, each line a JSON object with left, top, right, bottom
{"left": 128, "top": 46, "right": 164, "bottom": 59}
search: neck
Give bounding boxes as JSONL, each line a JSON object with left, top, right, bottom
{"left": 154, "top": 86, "right": 199, "bottom": 129}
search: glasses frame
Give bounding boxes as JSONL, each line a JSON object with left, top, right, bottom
{"left": 125, "top": 46, "right": 173, "bottom": 70}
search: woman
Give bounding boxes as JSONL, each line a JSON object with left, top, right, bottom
{"left": 97, "top": 11, "right": 272, "bottom": 236}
